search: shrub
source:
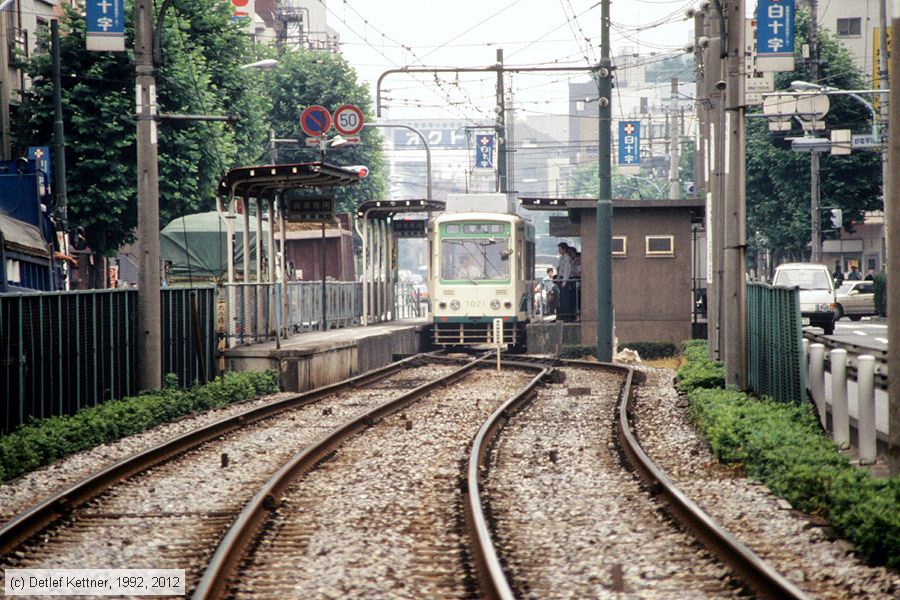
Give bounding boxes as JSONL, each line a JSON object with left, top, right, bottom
{"left": 617, "top": 341, "right": 678, "bottom": 360}
{"left": 560, "top": 344, "right": 595, "bottom": 359}
{"left": 679, "top": 341, "right": 900, "bottom": 568}
{"left": 675, "top": 340, "right": 725, "bottom": 391}
{"left": 0, "top": 370, "right": 279, "bottom": 483}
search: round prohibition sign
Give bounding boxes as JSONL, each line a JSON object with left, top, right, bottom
{"left": 333, "top": 104, "right": 364, "bottom": 136}
{"left": 300, "top": 105, "right": 332, "bottom": 137}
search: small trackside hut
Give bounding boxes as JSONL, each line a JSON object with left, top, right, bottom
{"left": 429, "top": 194, "right": 535, "bottom": 347}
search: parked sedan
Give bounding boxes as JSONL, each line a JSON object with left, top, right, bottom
{"left": 835, "top": 280, "right": 876, "bottom": 321}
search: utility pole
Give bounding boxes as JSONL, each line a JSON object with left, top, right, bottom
{"left": 878, "top": 0, "right": 890, "bottom": 254}
{"left": 669, "top": 77, "right": 680, "bottom": 199}
{"left": 886, "top": 0, "right": 900, "bottom": 476}
{"left": 135, "top": 0, "right": 162, "bottom": 391}
{"left": 809, "top": 0, "right": 822, "bottom": 264}
{"left": 596, "top": 0, "right": 613, "bottom": 362}
{"left": 706, "top": 3, "right": 725, "bottom": 361}
{"left": 723, "top": 0, "right": 747, "bottom": 387}
{"left": 496, "top": 49, "right": 507, "bottom": 194}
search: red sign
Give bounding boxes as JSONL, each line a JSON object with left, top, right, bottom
{"left": 333, "top": 104, "right": 364, "bottom": 136}
{"left": 300, "top": 105, "right": 332, "bottom": 137}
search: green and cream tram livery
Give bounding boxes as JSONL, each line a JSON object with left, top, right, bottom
{"left": 429, "top": 199, "right": 535, "bottom": 347}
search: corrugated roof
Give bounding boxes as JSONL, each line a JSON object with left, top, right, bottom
{"left": 0, "top": 211, "right": 50, "bottom": 258}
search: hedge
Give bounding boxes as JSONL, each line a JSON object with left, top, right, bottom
{"left": 0, "top": 370, "right": 279, "bottom": 483}
{"left": 873, "top": 273, "right": 887, "bottom": 317}
{"left": 676, "top": 341, "right": 900, "bottom": 568}
{"left": 559, "top": 341, "right": 680, "bottom": 361}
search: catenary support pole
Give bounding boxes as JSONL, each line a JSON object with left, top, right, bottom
{"left": 886, "top": 0, "right": 900, "bottom": 476}
{"left": 135, "top": 0, "right": 162, "bottom": 390}
{"left": 595, "top": 0, "right": 613, "bottom": 362}
{"left": 669, "top": 77, "right": 680, "bottom": 199}
{"left": 723, "top": 0, "right": 747, "bottom": 387}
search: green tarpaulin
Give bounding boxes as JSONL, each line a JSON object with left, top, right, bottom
{"left": 160, "top": 211, "right": 270, "bottom": 279}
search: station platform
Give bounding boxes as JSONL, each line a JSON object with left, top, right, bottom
{"left": 223, "top": 318, "right": 432, "bottom": 392}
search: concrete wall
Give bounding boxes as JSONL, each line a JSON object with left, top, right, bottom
{"left": 225, "top": 324, "right": 430, "bottom": 392}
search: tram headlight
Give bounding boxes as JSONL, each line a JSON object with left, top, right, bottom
{"left": 490, "top": 298, "right": 501, "bottom": 310}
{"left": 450, "top": 299, "right": 461, "bottom": 310}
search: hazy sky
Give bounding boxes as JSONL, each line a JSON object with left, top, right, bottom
{"left": 323, "top": 0, "right": 696, "bottom": 122}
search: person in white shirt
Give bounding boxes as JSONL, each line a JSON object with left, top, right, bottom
{"left": 556, "top": 242, "right": 574, "bottom": 320}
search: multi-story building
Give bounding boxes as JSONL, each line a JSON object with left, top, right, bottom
{"left": 800, "top": 0, "right": 885, "bottom": 84}
{"left": 569, "top": 49, "right": 696, "bottom": 192}
{"left": 0, "top": 0, "right": 63, "bottom": 160}
{"left": 252, "top": 0, "right": 339, "bottom": 53}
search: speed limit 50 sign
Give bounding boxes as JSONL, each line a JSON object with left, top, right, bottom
{"left": 333, "top": 104, "right": 364, "bottom": 136}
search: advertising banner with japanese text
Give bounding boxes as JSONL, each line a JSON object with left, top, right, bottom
{"left": 474, "top": 134, "right": 495, "bottom": 170}
{"left": 86, "top": 0, "right": 125, "bottom": 51}
{"left": 756, "top": 0, "right": 795, "bottom": 72}
{"left": 617, "top": 121, "right": 640, "bottom": 166}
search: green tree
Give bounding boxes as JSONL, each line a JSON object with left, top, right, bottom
{"left": 569, "top": 163, "right": 668, "bottom": 200}
{"left": 746, "top": 10, "right": 882, "bottom": 262}
{"left": 13, "top": 3, "right": 268, "bottom": 256}
{"left": 261, "top": 50, "right": 386, "bottom": 213}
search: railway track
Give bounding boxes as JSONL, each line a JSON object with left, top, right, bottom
{"left": 194, "top": 355, "right": 545, "bottom": 598}
{"left": 0, "top": 353, "right": 462, "bottom": 591}
{"left": 4, "top": 354, "right": 881, "bottom": 598}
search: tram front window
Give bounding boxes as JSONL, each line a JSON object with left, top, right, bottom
{"left": 441, "top": 238, "right": 510, "bottom": 281}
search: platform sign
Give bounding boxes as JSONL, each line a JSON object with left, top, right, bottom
{"left": 285, "top": 196, "right": 335, "bottom": 223}
{"left": 475, "top": 134, "right": 495, "bottom": 169}
{"left": 86, "top": 0, "right": 125, "bottom": 52}
{"left": 333, "top": 104, "right": 364, "bottom": 136}
{"left": 300, "top": 105, "right": 332, "bottom": 138}
{"left": 392, "top": 219, "right": 428, "bottom": 238}
{"left": 756, "top": 0, "right": 795, "bottom": 72}
{"left": 618, "top": 121, "right": 640, "bottom": 166}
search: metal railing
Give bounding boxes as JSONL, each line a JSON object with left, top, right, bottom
{"left": 394, "top": 282, "right": 429, "bottom": 319}
{"left": 285, "top": 281, "right": 361, "bottom": 333}
{"left": 532, "top": 278, "right": 580, "bottom": 321}
{"left": 0, "top": 287, "right": 217, "bottom": 434}
{"left": 805, "top": 341, "right": 884, "bottom": 464}
{"left": 746, "top": 282, "right": 806, "bottom": 403}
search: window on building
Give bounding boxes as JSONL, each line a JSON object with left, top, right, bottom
{"left": 836, "top": 18, "right": 862, "bottom": 37}
{"left": 645, "top": 235, "right": 674, "bottom": 256}
{"left": 612, "top": 236, "right": 627, "bottom": 256}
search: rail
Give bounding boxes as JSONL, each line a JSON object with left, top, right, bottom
{"left": 615, "top": 362, "right": 810, "bottom": 600}
{"left": 0, "top": 353, "right": 430, "bottom": 558}
{"left": 193, "top": 353, "right": 496, "bottom": 599}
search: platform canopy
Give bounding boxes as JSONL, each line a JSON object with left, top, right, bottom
{"left": 355, "top": 198, "right": 445, "bottom": 219}
{"left": 218, "top": 162, "right": 361, "bottom": 199}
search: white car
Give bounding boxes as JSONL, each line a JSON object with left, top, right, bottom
{"left": 772, "top": 263, "right": 836, "bottom": 335}
{"left": 835, "top": 280, "right": 875, "bottom": 321}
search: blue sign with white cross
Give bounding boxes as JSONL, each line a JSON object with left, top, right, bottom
{"left": 756, "top": 0, "right": 795, "bottom": 72}
{"left": 86, "top": 0, "right": 125, "bottom": 52}
{"left": 618, "top": 121, "right": 640, "bottom": 166}
{"left": 474, "top": 134, "right": 495, "bottom": 170}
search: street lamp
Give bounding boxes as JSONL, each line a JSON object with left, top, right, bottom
{"left": 790, "top": 80, "right": 881, "bottom": 141}
{"left": 239, "top": 58, "right": 278, "bottom": 70}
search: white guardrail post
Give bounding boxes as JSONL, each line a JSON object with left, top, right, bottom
{"left": 830, "top": 348, "right": 849, "bottom": 448}
{"left": 856, "top": 355, "right": 877, "bottom": 464}
{"left": 808, "top": 343, "right": 826, "bottom": 428}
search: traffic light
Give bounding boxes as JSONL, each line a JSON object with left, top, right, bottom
{"left": 829, "top": 208, "right": 842, "bottom": 230}
{"left": 819, "top": 208, "right": 844, "bottom": 237}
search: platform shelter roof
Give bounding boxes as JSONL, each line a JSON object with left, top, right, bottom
{"left": 218, "top": 162, "right": 360, "bottom": 199}
{"left": 355, "top": 199, "right": 445, "bottom": 219}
